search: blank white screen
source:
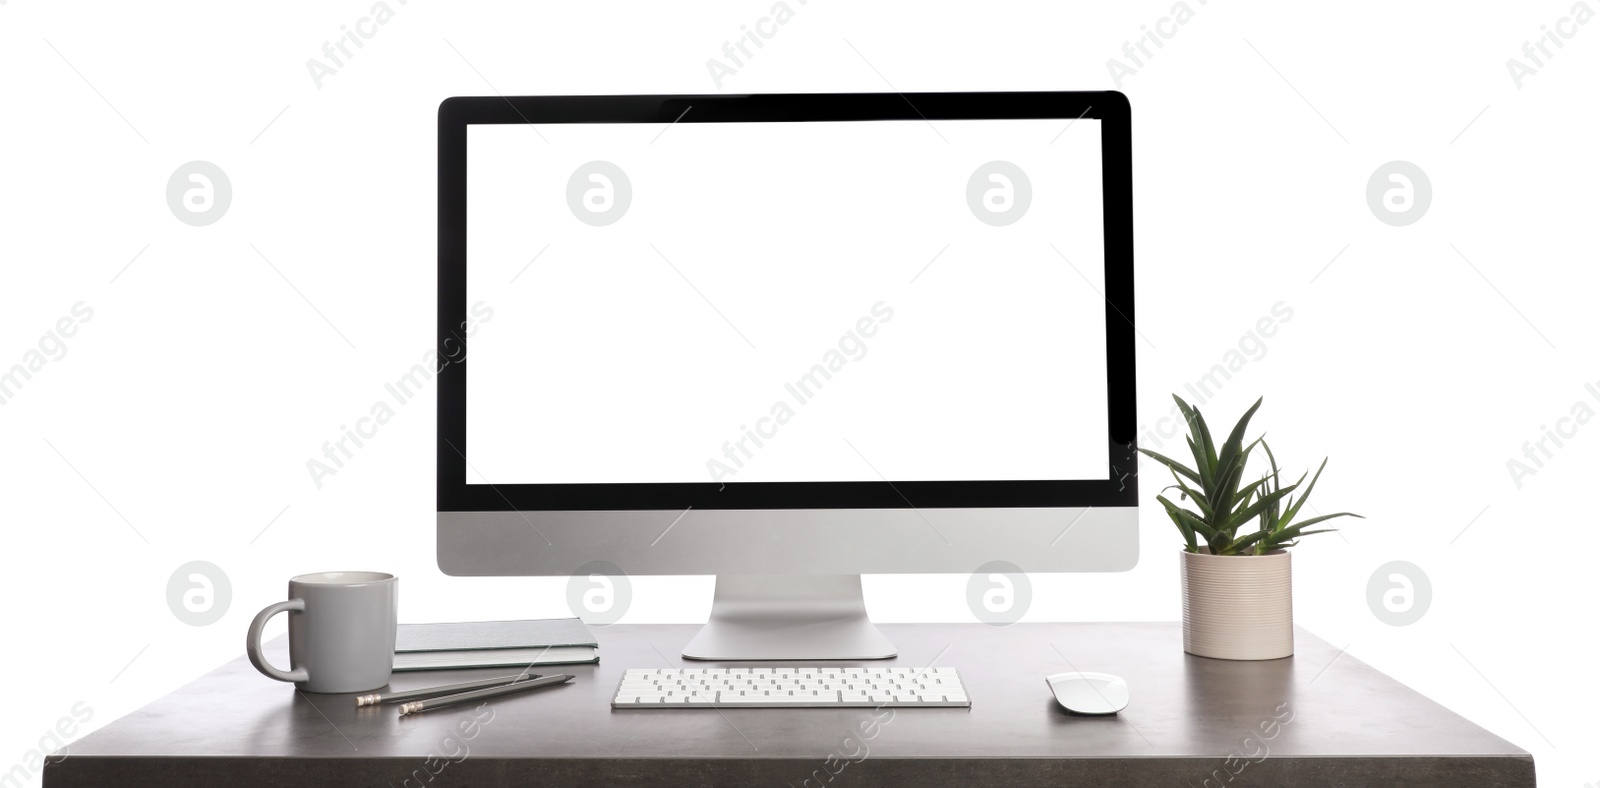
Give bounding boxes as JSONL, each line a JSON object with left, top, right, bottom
{"left": 466, "top": 118, "right": 1108, "bottom": 484}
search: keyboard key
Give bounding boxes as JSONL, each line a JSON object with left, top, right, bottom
{"left": 719, "top": 695, "right": 824, "bottom": 704}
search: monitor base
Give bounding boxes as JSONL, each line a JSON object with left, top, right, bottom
{"left": 682, "top": 574, "right": 897, "bottom": 661}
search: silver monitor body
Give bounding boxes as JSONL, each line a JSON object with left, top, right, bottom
{"left": 436, "top": 92, "right": 1139, "bottom": 659}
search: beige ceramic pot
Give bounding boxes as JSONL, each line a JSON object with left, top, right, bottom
{"left": 1180, "top": 549, "right": 1293, "bottom": 660}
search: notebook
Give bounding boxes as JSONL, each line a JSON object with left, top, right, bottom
{"left": 393, "top": 618, "right": 600, "bottom": 672}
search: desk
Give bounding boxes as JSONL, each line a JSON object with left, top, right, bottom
{"left": 46, "top": 623, "right": 1533, "bottom": 787}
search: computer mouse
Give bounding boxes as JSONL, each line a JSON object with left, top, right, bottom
{"left": 1045, "top": 671, "right": 1128, "bottom": 715}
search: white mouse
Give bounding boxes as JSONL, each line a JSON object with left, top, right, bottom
{"left": 1046, "top": 671, "right": 1129, "bottom": 715}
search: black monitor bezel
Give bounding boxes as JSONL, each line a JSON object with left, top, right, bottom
{"left": 438, "top": 91, "right": 1137, "bottom": 512}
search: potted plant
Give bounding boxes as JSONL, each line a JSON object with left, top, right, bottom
{"left": 1139, "top": 395, "right": 1362, "bottom": 660}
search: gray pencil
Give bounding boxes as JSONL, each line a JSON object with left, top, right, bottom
{"left": 355, "top": 674, "right": 543, "bottom": 707}
{"left": 400, "top": 674, "right": 575, "bottom": 715}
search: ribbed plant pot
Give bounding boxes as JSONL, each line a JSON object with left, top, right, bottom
{"left": 1180, "top": 549, "right": 1293, "bottom": 660}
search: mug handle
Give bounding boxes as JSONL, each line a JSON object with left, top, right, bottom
{"left": 246, "top": 599, "right": 310, "bottom": 684}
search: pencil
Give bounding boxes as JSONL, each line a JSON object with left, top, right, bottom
{"left": 355, "top": 674, "right": 543, "bottom": 707}
{"left": 399, "top": 674, "right": 574, "bottom": 715}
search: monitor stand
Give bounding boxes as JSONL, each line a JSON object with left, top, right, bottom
{"left": 681, "top": 574, "right": 897, "bottom": 661}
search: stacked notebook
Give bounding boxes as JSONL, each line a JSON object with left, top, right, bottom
{"left": 393, "top": 617, "right": 600, "bottom": 671}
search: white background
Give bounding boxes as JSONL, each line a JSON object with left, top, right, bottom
{"left": 467, "top": 120, "right": 1107, "bottom": 483}
{"left": 2, "top": 1, "right": 1597, "bottom": 785}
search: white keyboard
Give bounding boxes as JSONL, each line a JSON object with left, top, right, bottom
{"left": 611, "top": 667, "right": 970, "bottom": 708}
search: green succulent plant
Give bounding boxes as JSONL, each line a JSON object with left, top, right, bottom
{"left": 1138, "top": 395, "right": 1363, "bottom": 555}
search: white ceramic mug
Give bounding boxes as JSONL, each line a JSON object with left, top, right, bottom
{"left": 246, "top": 571, "right": 398, "bottom": 693}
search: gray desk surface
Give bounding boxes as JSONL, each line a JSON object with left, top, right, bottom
{"left": 47, "top": 623, "right": 1533, "bottom": 787}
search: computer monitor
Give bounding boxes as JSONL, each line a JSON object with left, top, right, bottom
{"left": 436, "top": 92, "right": 1138, "bottom": 660}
